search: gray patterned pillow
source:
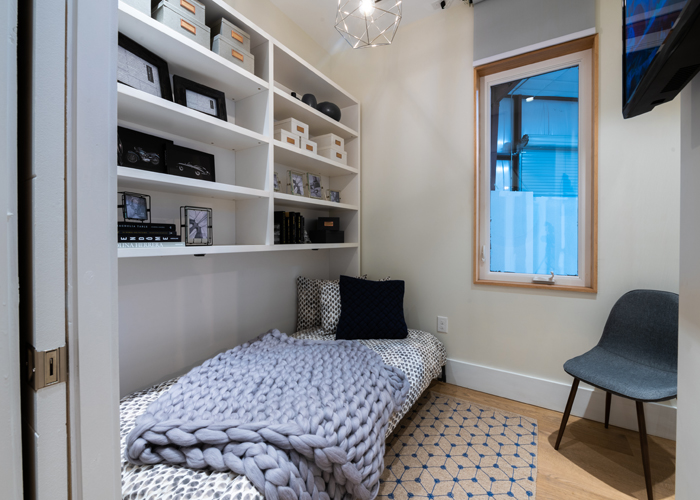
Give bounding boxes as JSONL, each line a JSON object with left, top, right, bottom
{"left": 296, "top": 275, "right": 366, "bottom": 331}
{"left": 320, "top": 277, "right": 391, "bottom": 334}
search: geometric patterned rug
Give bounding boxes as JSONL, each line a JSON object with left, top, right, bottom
{"left": 378, "top": 391, "right": 538, "bottom": 499}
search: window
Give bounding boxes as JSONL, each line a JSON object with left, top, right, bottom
{"left": 474, "top": 38, "right": 597, "bottom": 292}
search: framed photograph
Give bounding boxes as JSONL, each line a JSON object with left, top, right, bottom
{"left": 328, "top": 190, "right": 341, "bottom": 203}
{"left": 119, "top": 192, "right": 151, "bottom": 222}
{"left": 172, "top": 75, "right": 228, "bottom": 121}
{"left": 288, "top": 170, "right": 306, "bottom": 197}
{"left": 117, "top": 33, "right": 172, "bottom": 101}
{"left": 180, "top": 206, "right": 213, "bottom": 246}
{"left": 273, "top": 171, "right": 281, "bottom": 192}
{"left": 118, "top": 126, "right": 172, "bottom": 174}
{"left": 307, "top": 173, "right": 323, "bottom": 199}
{"left": 165, "top": 144, "right": 216, "bottom": 182}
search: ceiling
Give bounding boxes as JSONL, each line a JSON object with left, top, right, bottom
{"left": 268, "top": 0, "right": 462, "bottom": 54}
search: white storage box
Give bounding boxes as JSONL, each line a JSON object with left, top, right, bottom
{"left": 318, "top": 146, "right": 347, "bottom": 165}
{"left": 275, "top": 129, "right": 301, "bottom": 147}
{"left": 274, "top": 118, "right": 309, "bottom": 140}
{"left": 162, "top": 0, "right": 206, "bottom": 25}
{"left": 211, "top": 35, "right": 255, "bottom": 74}
{"left": 153, "top": 1, "right": 210, "bottom": 49}
{"left": 122, "top": 0, "right": 150, "bottom": 16}
{"left": 312, "top": 133, "right": 344, "bottom": 151}
{"left": 300, "top": 138, "right": 317, "bottom": 154}
{"left": 210, "top": 18, "right": 251, "bottom": 53}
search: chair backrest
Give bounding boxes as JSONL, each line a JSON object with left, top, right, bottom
{"left": 598, "top": 289, "right": 679, "bottom": 373}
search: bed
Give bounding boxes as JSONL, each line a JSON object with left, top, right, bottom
{"left": 120, "top": 326, "right": 446, "bottom": 500}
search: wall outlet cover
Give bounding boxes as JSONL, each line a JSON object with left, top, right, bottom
{"left": 437, "top": 316, "right": 448, "bottom": 333}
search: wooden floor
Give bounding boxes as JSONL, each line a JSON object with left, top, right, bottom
{"left": 429, "top": 381, "right": 676, "bottom": 500}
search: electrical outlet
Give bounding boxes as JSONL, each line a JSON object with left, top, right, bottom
{"left": 437, "top": 316, "right": 448, "bottom": 333}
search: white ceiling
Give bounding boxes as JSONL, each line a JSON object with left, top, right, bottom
{"left": 268, "top": 0, "right": 461, "bottom": 54}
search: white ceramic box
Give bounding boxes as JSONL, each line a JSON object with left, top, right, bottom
{"left": 312, "top": 133, "right": 344, "bottom": 151}
{"left": 210, "top": 18, "right": 251, "bottom": 53}
{"left": 163, "top": 0, "right": 205, "bottom": 23}
{"left": 122, "top": 0, "right": 150, "bottom": 16}
{"left": 300, "top": 138, "right": 317, "bottom": 154}
{"left": 318, "top": 146, "right": 347, "bottom": 165}
{"left": 275, "top": 129, "right": 301, "bottom": 148}
{"left": 274, "top": 118, "right": 309, "bottom": 140}
{"left": 153, "top": 1, "right": 210, "bottom": 48}
{"left": 211, "top": 35, "right": 255, "bottom": 74}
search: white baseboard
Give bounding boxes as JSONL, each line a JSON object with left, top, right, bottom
{"left": 445, "top": 358, "right": 677, "bottom": 441}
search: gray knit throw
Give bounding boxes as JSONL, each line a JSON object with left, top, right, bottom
{"left": 126, "top": 330, "right": 409, "bottom": 500}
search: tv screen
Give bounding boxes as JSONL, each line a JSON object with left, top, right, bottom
{"left": 624, "top": 0, "right": 688, "bottom": 107}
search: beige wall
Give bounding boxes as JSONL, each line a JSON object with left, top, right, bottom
{"left": 330, "top": 0, "right": 680, "bottom": 386}
{"left": 222, "top": 0, "right": 332, "bottom": 75}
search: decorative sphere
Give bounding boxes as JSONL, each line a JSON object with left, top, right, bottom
{"left": 316, "top": 101, "right": 341, "bottom": 122}
{"left": 301, "top": 94, "right": 317, "bottom": 108}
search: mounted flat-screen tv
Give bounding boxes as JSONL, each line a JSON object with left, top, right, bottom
{"left": 623, "top": 0, "right": 700, "bottom": 119}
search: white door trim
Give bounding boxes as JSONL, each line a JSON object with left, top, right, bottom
{"left": 65, "top": 0, "right": 121, "bottom": 498}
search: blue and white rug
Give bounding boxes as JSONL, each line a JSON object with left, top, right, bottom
{"left": 379, "top": 392, "right": 538, "bottom": 499}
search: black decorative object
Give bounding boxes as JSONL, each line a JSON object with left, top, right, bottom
{"left": 118, "top": 192, "right": 151, "bottom": 223}
{"left": 173, "top": 75, "right": 228, "bottom": 121}
{"left": 301, "top": 93, "right": 317, "bottom": 108}
{"left": 117, "top": 33, "right": 173, "bottom": 101}
{"left": 316, "top": 101, "right": 341, "bottom": 121}
{"left": 317, "top": 217, "right": 340, "bottom": 231}
{"left": 180, "top": 206, "right": 213, "bottom": 246}
{"left": 118, "top": 126, "right": 172, "bottom": 173}
{"left": 165, "top": 144, "right": 216, "bottom": 182}
{"left": 335, "top": 275, "right": 408, "bottom": 340}
{"left": 291, "top": 92, "right": 301, "bottom": 100}
{"left": 309, "top": 230, "right": 344, "bottom": 244}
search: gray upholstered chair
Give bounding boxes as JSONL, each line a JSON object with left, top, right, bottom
{"left": 554, "top": 289, "right": 678, "bottom": 500}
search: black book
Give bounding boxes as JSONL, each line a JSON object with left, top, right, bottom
{"left": 118, "top": 229, "right": 178, "bottom": 236}
{"left": 118, "top": 234, "right": 181, "bottom": 243}
{"left": 300, "top": 215, "right": 305, "bottom": 243}
{"left": 290, "top": 212, "right": 297, "bottom": 244}
{"left": 118, "top": 222, "right": 177, "bottom": 232}
{"left": 274, "top": 212, "right": 285, "bottom": 244}
{"left": 284, "top": 212, "right": 291, "bottom": 245}
{"left": 296, "top": 213, "right": 302, "bottom": 244}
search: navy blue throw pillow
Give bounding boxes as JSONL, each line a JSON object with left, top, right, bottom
{"left": 335, "top": 275, "right": 409, "bottom": 340}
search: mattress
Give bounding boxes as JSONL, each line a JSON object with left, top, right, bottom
{"left": 120, "top": 328, "right": 446, "bottom": 500}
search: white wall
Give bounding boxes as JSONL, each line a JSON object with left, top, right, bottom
{"left": 676, "top": 74, "right": 700, "bottom": 498}
{"left": 330, "top": 0, "right": 680, "bottom": 434}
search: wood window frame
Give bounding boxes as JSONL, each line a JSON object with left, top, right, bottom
{"left": 473, "top": 35, "right": 599, "bottom": 293}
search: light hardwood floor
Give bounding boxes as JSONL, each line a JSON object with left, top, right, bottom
{"left": 428, "top": 381, "right": 676, "bottom": 500}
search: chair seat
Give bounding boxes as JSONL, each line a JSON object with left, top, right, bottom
{"left": 564, "top": 346, "right": 677, "bottom": 401}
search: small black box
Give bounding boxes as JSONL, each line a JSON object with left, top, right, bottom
{"left": 309, "top": 230, "right": 344, "bottom": 244}
{"left": 166, "top": 143, "right": 216, "bottom": 182}
{"left": 118, "top": 126, "right": 172, "bottom": 174}
{"left": 317, "top": 217, "right": 340, "bottom": 231}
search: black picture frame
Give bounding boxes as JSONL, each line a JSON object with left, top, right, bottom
{"left": 172, "top": 75, "right": 228, "bottom": 121}
{"left": 180, "top": 206, "right": 213, "bottom": 246}
{"left": 165, "top": 143, "right": 216, "bottom": 182}
{"left": 118, "top": 126, "right": 172, "bottom": 174}
{"left": 117, "top": 32, "right": 173, "bottom": 101}
{"left": 118, "top": 192, "right": 151, "bottom": 223}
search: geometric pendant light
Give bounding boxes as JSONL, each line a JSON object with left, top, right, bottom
{"left": 335, "top": 0, "right": 403, "bottom": 49}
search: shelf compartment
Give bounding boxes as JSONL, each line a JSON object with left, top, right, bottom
{"left": 118, "top": 83, "right": 268, "bottom": 151}
{"left": 118, "top": 242, "right": 359, "bottom": 258}
{"left": 117, "top": 167, "right": 269, "bottom": 201}
{"left": 118, "top": 2, "right": 268, "bottom": 101}
{"left": 273, "top": 89, "right": 358, "bottom": 140}
{"left": 273, "top": 140, "right": 357, "bottom": 177}
{"left": 274, "top": 192, "right": 358, "bottom": 211}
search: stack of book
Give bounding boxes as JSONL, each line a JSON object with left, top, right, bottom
{"left": 118, "top": 222, "right": 184, "bottom": 248}
{"left": 274, "top": 212, "right": 305, "bottom": 244}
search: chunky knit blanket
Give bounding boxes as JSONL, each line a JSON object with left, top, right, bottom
{"left": 125, "top": 330, "right": 409, "bottom": 500}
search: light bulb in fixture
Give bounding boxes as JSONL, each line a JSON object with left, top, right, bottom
{"left": 359, "top": 0, "right": 375, "bottom": 16}
{"left": 525, "top": 96, "right": 534, "bottom": 102}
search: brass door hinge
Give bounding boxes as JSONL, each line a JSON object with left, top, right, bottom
{"left": 26, "top": 344, "right": 67, "bottom": 391}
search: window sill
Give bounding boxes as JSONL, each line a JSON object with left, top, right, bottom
{"left": 473, "top": 279, "right": 597, "bottom": 294}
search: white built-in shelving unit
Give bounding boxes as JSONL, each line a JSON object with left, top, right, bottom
{"left": 116, "top": 0, "right": 360, "bottom": 275}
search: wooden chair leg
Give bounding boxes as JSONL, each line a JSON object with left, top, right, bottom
{"left": 555, "top": 378, "right": 580, "bottom": 450}
{"left": 605, "top": 392, "right": 612, "bottom": 429}
{"left": 636, "top": 401, "right": 654, "bottom": 500}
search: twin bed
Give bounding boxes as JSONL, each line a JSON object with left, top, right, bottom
{"left": 121, "top": 319, "right": 446, "bottom": 500}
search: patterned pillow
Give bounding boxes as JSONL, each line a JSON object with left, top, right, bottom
{"left": 296, "top": 275, "right": 366, "bottom": 331}
{"left": 320, "top": 277, "right": 391, "bottom": 335}
{"left": 336, "top": 275, "right": 409, "bottom": 340}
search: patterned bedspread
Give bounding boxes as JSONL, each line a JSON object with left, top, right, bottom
{"left": 120, "top": 328, "right": 446, "bottom": 500}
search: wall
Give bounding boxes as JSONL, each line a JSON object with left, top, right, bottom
{"left": 222, "top": 0, "right": 331, "bottom": 75}
{"left": 676, "top": 75, "right": 700, "bottom": 498}
{"left": 330, "top": 0, "right": 680, "bottom": 436}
